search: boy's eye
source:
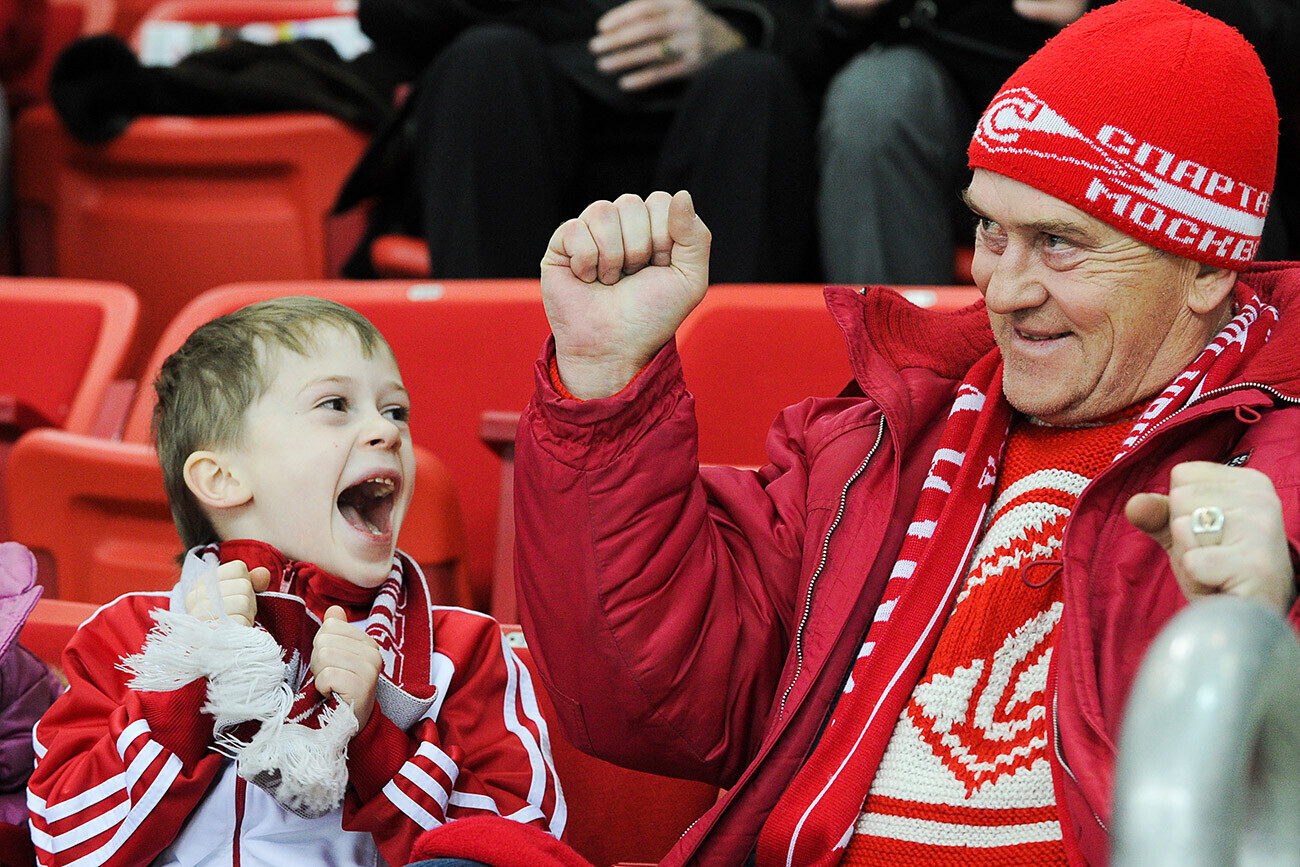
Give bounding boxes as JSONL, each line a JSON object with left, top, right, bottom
{"left": 318, "top": 397, "right": 347, "bottom": 412}
{"left": 384, "top": 405, "right": 411, "bottom": 423}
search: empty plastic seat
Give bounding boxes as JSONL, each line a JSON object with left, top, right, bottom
{"left": 0, "top": 278, "right": 137, "bottom": 436}
{"left": 677, "top": 284, "right": 982, "bottom": 468}
{"left": 0, "top": 278, "right": 137, "bottom": 539}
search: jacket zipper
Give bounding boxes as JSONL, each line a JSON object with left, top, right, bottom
{"left": 677, "top": 419, "right": 888, "bottom": 856}
{"left": 777, "top": 418, "right": 886, "bottom": 722}
{"left": 1129, "top": 382, "right": 1299, "bottom": 450}
{"left": 1051, "top": 683, "right": 1108, "bottom": 835}
{"left": 1048, "top": 381, "right": 1298, "bottom": 838}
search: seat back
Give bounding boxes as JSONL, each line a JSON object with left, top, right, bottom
{"left": 676, "top": 284, "right": 982, "bottom": 468}
{"left": 501, "top": 627, "right": 718, "bottom": 867}
{"left": 122, "top": 280, "right": 552, "bottom": 609}
{"left": 13, "top": 0, "right": 370, "bottom": 377}
{"left": 0, "top": 279, "right": 137, "bottom": 436}
{"left": 0, "top": 279, "right": 137, "bottom": 540}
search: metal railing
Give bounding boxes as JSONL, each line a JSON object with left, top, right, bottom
{"left": 1113, "top": 595, "right": 1300, "bottom": 866}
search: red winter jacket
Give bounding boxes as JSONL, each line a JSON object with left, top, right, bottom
{"left": 514, "top": 263, "right": 1300, "bottom": 866}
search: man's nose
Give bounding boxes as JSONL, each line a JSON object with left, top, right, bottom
{"left": 981, "top": 242, "right": 1048, "bottom": 315}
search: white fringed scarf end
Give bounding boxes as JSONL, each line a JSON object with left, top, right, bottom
{"left": 120, "top": 607, "right": 358, "bottom": 818}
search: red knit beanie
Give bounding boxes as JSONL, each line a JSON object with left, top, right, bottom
{"left": 968, "top": 0, "right": 1278, "bottom": 270}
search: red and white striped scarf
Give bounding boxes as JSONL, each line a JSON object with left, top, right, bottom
{"left": 756, "top": 289, "right": 1276, "bottom": 867}
{"left": 208, "top": 539, "right": 436, "bottom": 708}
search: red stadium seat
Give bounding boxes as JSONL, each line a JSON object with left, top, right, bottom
{"left": 13, "top": 107, "right": 369, "bottom": 377}
{"left": 0, "top": 279, "right": 138, "bottom": 436}
{"left": 19, "top": 596, "right": 101, "bottom": 670}
{"left": 677, "top": 284, "right": 982, "bottom": 468}
{"left": 501, "top": 626, "right": 718, "bottom": 867}
{"left": 0, "top": 278, "right": 138, "bottom": 540}
{"left": 118, "top": 280, "right": 553, "bottom": 611}
{"left": 13, "top": 0, "right": 371, "bottom": 377}
{"left": 136, "top": 0, "right": 353, "bottom": 28}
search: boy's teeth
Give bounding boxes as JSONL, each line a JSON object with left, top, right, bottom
{"left": 365, "top": 519, "right": 382, "bottom": 535}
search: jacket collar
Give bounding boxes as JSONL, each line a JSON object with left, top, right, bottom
{"left": 1233, "top": 262, "right": 1300, "bottom": 398}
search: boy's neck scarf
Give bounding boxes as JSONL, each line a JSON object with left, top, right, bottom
{"left": 212, "top": 538, "right": 433, "bottom": 685}
{"left": 123, "top": 541, "right": 436, "bottom": 817}
{"left": 757, "top": 289, "right": 1276, "bottom": 867}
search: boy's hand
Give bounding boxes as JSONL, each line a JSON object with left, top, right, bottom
{"left": 185, "top": 560, "right": 272, "bottom": 627}
{"left": 311, "top": 606, "right": 383, "bottom": 727}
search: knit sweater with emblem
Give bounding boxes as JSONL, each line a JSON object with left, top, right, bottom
{"left": 843, "top": 411, "right": 1136, "bottom": 866}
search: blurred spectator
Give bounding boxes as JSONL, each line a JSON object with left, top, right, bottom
{"left": 337, "top": 0, "right": 834, "bottom": 282}
{"left": 0, "top": 0, "right": 49, "bottom": 110}
{"left": 0, "top": 0, "right": 50, "bottom": 235}
{"left": 817, "top": 0, "right": 1300, "bottom": 285}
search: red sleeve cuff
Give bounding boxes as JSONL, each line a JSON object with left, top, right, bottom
{"left": 137, "top": 679, "right": 214, "bottom": 769}
{"left": 547, "top": 354, "right": 649, "bottom": 401}
{"left": 347, "top": 706, "right": 411, "bottom": 801}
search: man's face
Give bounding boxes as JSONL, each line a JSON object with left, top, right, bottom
{"left": 966, "top": 169, "right": 1209, "bottom": 425}
{"left": 220, "top": 326, "right": 416, "bottom": 587}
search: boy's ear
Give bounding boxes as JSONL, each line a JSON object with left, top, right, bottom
{"left": 183, "top": 450, "right": 252, "bottom": 509}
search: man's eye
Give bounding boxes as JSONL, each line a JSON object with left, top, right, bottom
{"left": 1043, "top": 234, "right": 1075, "bottom": 251}
{"left": 384, "top": 405, "right": 410, "bottom": 423}
{"left": 974, "top": 217, "right": 1006, "bottom": 252}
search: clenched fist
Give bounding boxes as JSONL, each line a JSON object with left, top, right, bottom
{"left": 541, "top": 190, "right": 711, "bottom": 399}
{"left": 311, "top": 606, "right": 383, "bottom": 727}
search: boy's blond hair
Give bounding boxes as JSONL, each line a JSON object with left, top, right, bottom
{"left": 153, "top": 296, "right": 390, "bottom": 550}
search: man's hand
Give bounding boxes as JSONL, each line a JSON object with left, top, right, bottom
{"left": 1012, "top": 0, "right": 1088, "bottom": 27}
{"left": 311, "top": 606, "right": 383, "bottom": 727}
{"left": 185, "top": 560, "right": 272, "bottom": 627}
{"left": 541, "top": 190, "right": 711, "bottom": 399}
{"left": 1126, "top": 462, "right": 1297, "bottom": 615}
{"left": 590, "top": 0, "right": 745, "bottom": 91}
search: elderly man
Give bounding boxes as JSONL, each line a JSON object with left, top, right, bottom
{"left": 513, "top": 1, "right": 1300, "bottom": 865}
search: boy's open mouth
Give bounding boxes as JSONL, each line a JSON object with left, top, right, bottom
{"left": 337, "top": 476, "right": 398, "bottom": 537}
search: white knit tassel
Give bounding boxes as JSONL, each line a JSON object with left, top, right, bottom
{"left": 234, "top": 699, "right": 358, "bottom": 818}
{"left": 121, "top": 609, "right": 287, "bottom": 698}
{"left": 120, "top": 607, "right": 356, "bottom": 817}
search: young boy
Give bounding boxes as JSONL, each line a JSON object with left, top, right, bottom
{"left": 27, "top": 297, "right": 564, "bottom": 866}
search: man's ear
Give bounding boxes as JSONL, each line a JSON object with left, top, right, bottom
{"left": 183, "top": 450, "right": 252, "bottom": 509}
{"left": 1187, "top": 262, "right": 1238, "bottom": 316}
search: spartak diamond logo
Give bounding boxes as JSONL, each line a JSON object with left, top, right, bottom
{"left": 906, "top": 600, "right": 1063, "bottom": 797}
